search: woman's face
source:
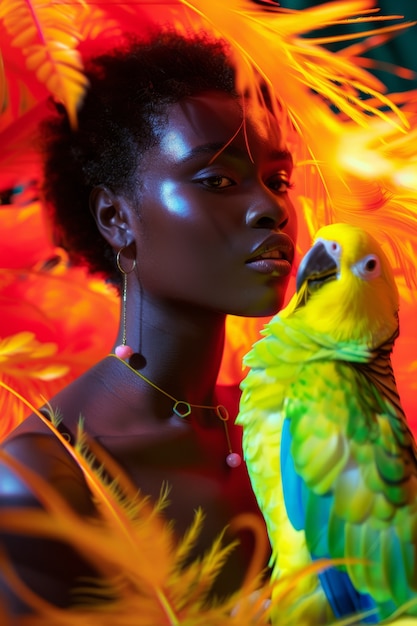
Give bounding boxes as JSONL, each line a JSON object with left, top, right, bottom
{"left": 130, "top": 91, "right": 297, "bottom": 317}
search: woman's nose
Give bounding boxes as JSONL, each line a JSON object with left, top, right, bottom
{"left": 245, "top": 194, "right": 290, "bottom": 231}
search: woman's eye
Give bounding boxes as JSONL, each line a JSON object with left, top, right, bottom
{"left": 199, "top": 175, "right": 235, "bottom": 189}
{"left": 268, "top": 173, "right": 293, "bottom": 193}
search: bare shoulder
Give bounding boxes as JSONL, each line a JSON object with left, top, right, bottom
{"left": 0, "top": 361, "right": 113, "bottom": 514}
{"left": 0, "top": 430, "right": 95, "bottom": 517}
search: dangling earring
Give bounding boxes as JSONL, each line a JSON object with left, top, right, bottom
{"left": 115, "top": 246, "right": 136, "bottom": 361}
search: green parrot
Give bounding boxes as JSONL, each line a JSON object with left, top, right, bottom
{"left": 237, "top": 223, "right": 417, "bottom": 624}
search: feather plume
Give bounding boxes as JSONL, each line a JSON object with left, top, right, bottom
{"left": 180, "top": 0, "right": 412, "bottom": 128}
{"left": 0, "top": 262, "right": 118, "bottom": 439}
{"left": 0, "top": 334, "right": 69, "bottom": 440}
{"left": 0, "top": 0, "right": 89, "bottom": 125}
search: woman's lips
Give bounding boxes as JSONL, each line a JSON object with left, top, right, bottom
{"left": 246, "top": 234, "right": 294, "bottom": 275}
{"left": 246, "top": 257, "right": 292, "bottom": 275}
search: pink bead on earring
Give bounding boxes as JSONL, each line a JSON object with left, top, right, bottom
{"left": 114, "top": 246, "right": 136, "bottom": 360}
{"left": 115, "top": 345, "right": 134, "bottom": 360}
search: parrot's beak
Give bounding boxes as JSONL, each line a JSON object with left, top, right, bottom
{"left": 296, "top": 241, "right": 338, "bottom": 294}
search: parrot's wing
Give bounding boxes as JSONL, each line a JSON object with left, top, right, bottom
{"left": 285, "top": 357, "right": 417, "bottom": 617}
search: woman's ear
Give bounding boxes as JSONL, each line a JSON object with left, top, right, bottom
{"left": 90, "top": 186, "right": 134, "bottom": 249}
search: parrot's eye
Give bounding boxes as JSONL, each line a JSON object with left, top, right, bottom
{"left": 353, "top": 254, "right": 381, "bottom": 280}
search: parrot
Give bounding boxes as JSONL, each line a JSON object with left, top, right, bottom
{"left": 237, "top": 223, "right": 417, "bottom": 625}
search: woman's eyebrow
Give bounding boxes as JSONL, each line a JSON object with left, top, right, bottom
{"left": 179, "top": 143, "right": 293, "bottom": 165}
{"left": 178, "top": 143, "right": 239, "bottom": 164}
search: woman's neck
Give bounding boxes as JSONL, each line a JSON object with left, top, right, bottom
{"left": 113, "top": 294, "right": 227, "bottom": 408}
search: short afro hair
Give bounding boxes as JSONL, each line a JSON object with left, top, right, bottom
{"left": 41, "top": 31, "right": 237, "bottom": 285}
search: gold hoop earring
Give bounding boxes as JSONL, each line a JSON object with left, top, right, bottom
{"left": 115, "top": 246, "right": 136, "bottom": 360}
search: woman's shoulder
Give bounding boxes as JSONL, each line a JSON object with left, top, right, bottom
{"left": 0, "top": 354, "right": 147, "bottom": 512}
{"left": 0, "top": 363, "right": 109, "bottom": 514}
{"left": 3, "top": 355, "right": 121, "bottom": 443}
{"left": 0, "top": 429, "right": 94, "bottom": 516}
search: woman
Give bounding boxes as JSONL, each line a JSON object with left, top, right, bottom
{"left": 0, "top": 31, "right": 296, "bottom": 613}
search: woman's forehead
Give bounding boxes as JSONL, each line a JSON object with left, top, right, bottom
{"left": 156, "top": 91, "right": 287, "bottom": 162}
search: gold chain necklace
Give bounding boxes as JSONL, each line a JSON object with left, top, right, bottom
{"left": 108, "top": 353, "right": 242, "bottom": 468}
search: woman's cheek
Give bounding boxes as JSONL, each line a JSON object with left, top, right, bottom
{"left": 158, "top": 181, "right": 194, "bottom": 219}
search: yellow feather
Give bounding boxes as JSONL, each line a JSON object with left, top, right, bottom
{"left": 0, "top": 339, "right": 70, "bottom": 440}
{"left": 0, "top": 0, "right": 88, "bottom": 125}
{"left": 75, "top": 6, "right": 122, "bottom": 41}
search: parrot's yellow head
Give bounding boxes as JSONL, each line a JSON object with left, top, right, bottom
{"left": 283, "top": 223, "right": 399, "bottom": 347}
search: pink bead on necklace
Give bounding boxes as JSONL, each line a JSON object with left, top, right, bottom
{"left": 109, "top": 353, "right": 242, "bottom": 469}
